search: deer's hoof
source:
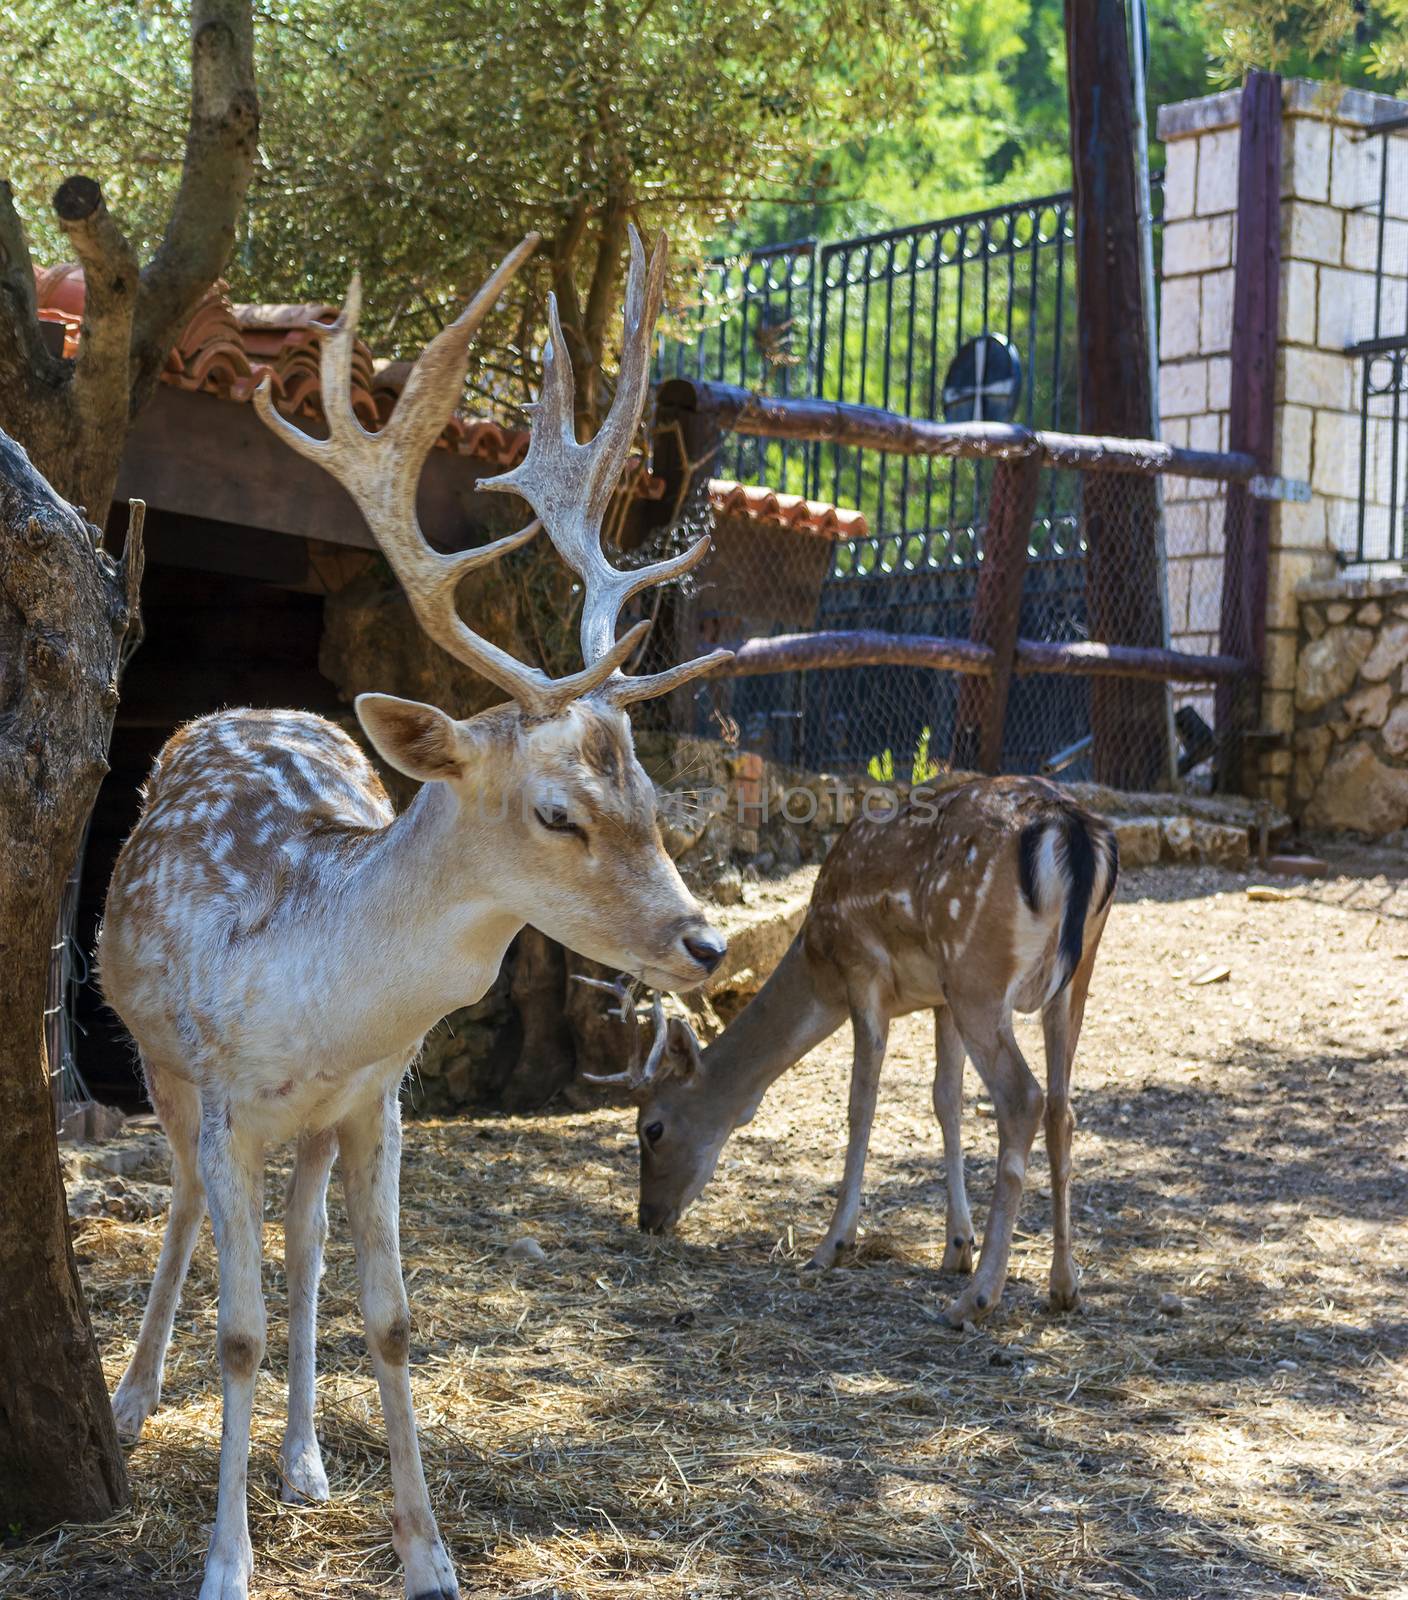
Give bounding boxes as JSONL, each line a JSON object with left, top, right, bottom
{"left": 945, "top": 1285, "right": 998, "bottom": 1328}
{"left": 403, "top": 1535, "right": 458, "bottom": 1600}
{"left": 803, "top": 1237, "right": 851, "bottom": 1272}
{"left": 1048, "top": 1278, "right": 1081, "bottom": 1314}
{"left": 198, "top": 1544, "right": 253, "bottom": 1600}
{"left": 941, "top": 1235, "right": 976, "bottom": 1275}
{"left": 279, "top": 1444, "right": 330, "bottom": 1504}
{"left": 110, "top": 1380, "right": 156, "bottom": 1446}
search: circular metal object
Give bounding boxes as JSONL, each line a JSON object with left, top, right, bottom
{"left": 941, "top": 334, "right": 1022, "bottom": 423}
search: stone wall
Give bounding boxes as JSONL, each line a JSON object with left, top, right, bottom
{"left": 1156, "top": 79, "right": 1408, "bottom": 811}
{"left": 1293, "top": 575, "right": 1408, "bottom": 836}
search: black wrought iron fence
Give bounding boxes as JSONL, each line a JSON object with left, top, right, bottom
{"left": 657, "top": 180, "right": 1162, "bottom": 546}
{"left": 810, "top": 195, "right": 1079, "bottom": 538}
{"left": 655, "top": 238, "right": 817, "bottom": 494}
{"left": 1349, "top": 113, "right": 1408, "bottom": 565}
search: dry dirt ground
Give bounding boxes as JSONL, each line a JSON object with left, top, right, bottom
{"left": 7, "top": 856, "right": 1408, "bottom": 1600}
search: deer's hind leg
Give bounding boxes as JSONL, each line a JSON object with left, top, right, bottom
{"left": 280, "top": 1127, "right": 338, "bottom": 1503}
{"left": 942, "top": 999, "right": 1044, "bottom": 1327}
{"left": 199, "top": 1092, "right": 268, "bottom": 1600}
{"left": 111, "top": 1060, "right": 206, "bottom": 1444}
{"left": 933, "top": 1008, "right": 975, "bottom": 1275}
{"left": 1041, "top": 929, "right": 1101, "bottom": 1312}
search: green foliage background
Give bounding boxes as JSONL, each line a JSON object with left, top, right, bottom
{"left": 0, "top": 0, "right": 1403, "bottom": 406}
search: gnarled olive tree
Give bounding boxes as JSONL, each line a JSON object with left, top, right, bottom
{"left": 0, "top": 0, "right": 256, "bottom": 1529}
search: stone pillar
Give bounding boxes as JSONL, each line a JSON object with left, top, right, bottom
{"left": 1156, "top": 79, "right": 1408, "bottom": 811}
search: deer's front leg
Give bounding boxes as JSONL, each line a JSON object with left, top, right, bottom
{"left": 806, "top": 991, "right": 889, "bottom": 1270}
{"left": 932, "top": 1008, "right": 975, "bottom": 1275}
{"left": 339, "top": 1090, "right": 457, "bottom": 1600}
{"left": 280, "top": 1128, "right": 338, "bottom": 1503}
{"left": 197, "top": 1101, "right": 267, "bottom": 1600}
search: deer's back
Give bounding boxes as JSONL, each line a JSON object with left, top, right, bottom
{"left": 803, "top": 776, "right": 1111, "bottom": 1011}
{"left": 100, "top": 708, "right": 393, "bottom": 1045}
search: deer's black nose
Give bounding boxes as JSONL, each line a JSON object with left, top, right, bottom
{"left": 682, "top": 930, "right": 726, "bottom": 974}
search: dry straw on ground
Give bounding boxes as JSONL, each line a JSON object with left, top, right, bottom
{"left": 5, "top": 854, "right": 1408, "bottom": 1599}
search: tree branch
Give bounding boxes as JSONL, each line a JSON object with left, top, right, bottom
{"left": 0, "top": 180, "right": 66, "bottom": 402}
{"left": 130, "top": 0, "right": 258, "bottom": 412}
{"left": 580, "top": 193, "right": 630, "bottom": 426}
{"left": 51, "top": 177, "right": 139, "bottom": 520}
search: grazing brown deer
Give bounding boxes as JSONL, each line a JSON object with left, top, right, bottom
{"left": 590, "top": 776, "right": 1117, "bottom": 1326}
{"left": 99, "top": 229, "right": 728, "bottom": 1600}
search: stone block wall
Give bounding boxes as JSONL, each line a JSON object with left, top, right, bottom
{"left": 1293, "top": 575, "right": 1408, "bottom": 836}
{"left": 1157, "top": 80, "right": 1408, "bottom": 812}
{"left": 1157, "top": 91, "right": 1239, "bottom": 689}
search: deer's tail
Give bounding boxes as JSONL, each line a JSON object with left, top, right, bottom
{"left": 1017, "top": 806, "right": 1119, "bottom": 1002}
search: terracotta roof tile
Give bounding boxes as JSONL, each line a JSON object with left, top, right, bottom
{"left": 708, "top": 479, "right": 868, "bottom": 539}
{"left": 31, "top": 265, "right": 857, "bottom": 537}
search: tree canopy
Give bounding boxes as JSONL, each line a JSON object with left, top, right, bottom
{"left": 3, "top": 0, "right": 1403, "bottom": 421}
{"left": 2, "top": 0, "right": 947, "bottom": 417}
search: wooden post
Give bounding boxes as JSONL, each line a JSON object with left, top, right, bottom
{"left": 1064, "top": 0, "right": 1172, "bottom": 789}
{"left": 952, "top": 454, "right": 1044, "bottom": 771}
{"left": 1215, "top": 71, "right": 1282, "bottom": 792}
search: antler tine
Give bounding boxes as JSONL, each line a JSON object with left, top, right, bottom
{"left": 579, "top": 989, "right": 670, "bottom": 1089}
{"left": 572, "top": 972, "right": 636, "bottom": 1023}
{"left": 480, "top": 226, "right": 732, "bottom": 704}
{"left": 636, "top": 995, "right": 671, "bottom": 1085}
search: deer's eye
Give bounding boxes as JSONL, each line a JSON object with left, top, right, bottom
{"left": 643, "top": 1121, "right": 664, "bottom": 1146}
{"left": 535, "top": 805, "right": 585, "bottom": 841}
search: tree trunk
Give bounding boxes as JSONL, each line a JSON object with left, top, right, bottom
{"left": 0, "top": 427, "right": 141, "bottom": 1528}
{"left": 1064, "top": 0, "right": 1171, "bottom": 789}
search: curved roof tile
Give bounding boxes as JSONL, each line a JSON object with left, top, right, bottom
{"left": 708, "top": 479, "right": 868, "bottom": 539}
{"left": 31, "top": 265, "right": 864, "bottom": 537}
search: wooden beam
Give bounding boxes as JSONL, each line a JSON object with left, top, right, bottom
{"left": 1033, "top": 430, "right": 1255, "bottom": 481}
{"left": 705, "top": 630, "right": 997, "bottom": 678}
{"left": 658, "top": 378, "right": 1256, "bottom": 481}
{"left": 1216, "top": 70, "right": 1283, "bottom": 791}
{"left": 953, "top": 454, "right": 1045, "bottom": 772}
{"left": 114, "top": 385, "right": 521, "bottom": 556}
{"left": 699, "top": 629, "right": 1247, "bottom": 684}
{"left": 1013, "top": 639, "right": 1249, "bottom": 682}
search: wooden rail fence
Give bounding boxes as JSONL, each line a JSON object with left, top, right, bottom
{"left": 655, "top": 377, "right": 1262, "bottom": 779}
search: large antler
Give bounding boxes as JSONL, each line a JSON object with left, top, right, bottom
{"left": 254, "top": 235, "right": 648, "bottom": 717}
{"left": 481, "top": 227, "right": 731, "bottom": 707}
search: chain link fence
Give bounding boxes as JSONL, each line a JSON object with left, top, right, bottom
{"left": 627, "top": 452, "right": 1252, "bottom": 795}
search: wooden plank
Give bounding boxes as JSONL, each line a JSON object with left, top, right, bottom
{"left": 114, "top": 385, "right": 519, "bottom": 557}
{"left": 1013, "top": 638, "right": 1249, "bottom": 682}
{"left": 952, "top": 454, "right": 1044, "bottom": 772}
{"left": 699, "top": 629, "right": 1247, "bottom": 684}
{"left": 658, "top": 378, "right": 1256, "bottom": 480}
{"left": 1216, "top": 70, "right": 1283, "bottom": 791}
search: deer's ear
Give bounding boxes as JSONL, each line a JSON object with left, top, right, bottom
{"left": 662, "top": 1017, "right": 703, "bottom": 1084}
{"left": 355, "top": 694, "right": 470, "bottom": 782}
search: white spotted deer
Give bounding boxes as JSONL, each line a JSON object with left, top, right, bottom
{"left": 592, "top": 776, "right": 1117, "bottom": 1326}
{"left": 99, "top": 228, "right": 729, "bottom": 1600}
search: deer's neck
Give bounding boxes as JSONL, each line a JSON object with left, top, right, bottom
{"left": 294, "top": 778, "right": 522, "bottom": 1051}
{"left": 703, "top": 936, "right": 846, "bottom": 1124}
